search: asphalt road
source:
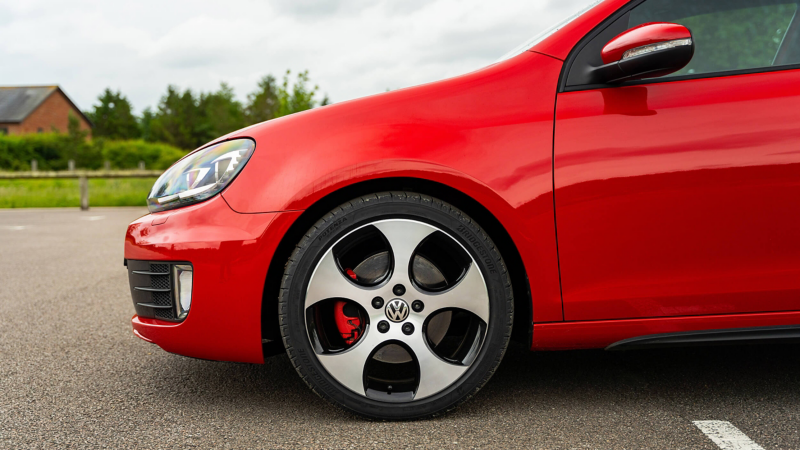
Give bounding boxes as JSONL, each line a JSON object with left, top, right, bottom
{"left": 1, "top": 207, "right": 799, "bottom": 449}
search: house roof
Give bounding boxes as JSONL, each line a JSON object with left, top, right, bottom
{"left": 0, "top": 86, "right": 91, "bottom": 126}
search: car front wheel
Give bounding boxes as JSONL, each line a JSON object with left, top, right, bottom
{"left": 279, "top": 192, "right": 513, "bottom": 419}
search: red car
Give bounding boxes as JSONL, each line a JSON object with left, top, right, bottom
{"left": 125, "top": 0, "right": 800, "bottom": 419}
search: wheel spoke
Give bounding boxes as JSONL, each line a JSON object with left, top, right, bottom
{"left": 372, "top": 220, "right": 436, "bottom": 285}
{"left": 305, "top": 250, "right": 368, "bottom": 309}
{"left": 405, "top": 332, "right": 469, "bottom": 400}
{"left": 316, "top": 328, "right": 381, "bottom": 396}
{"left": 428, "top": 262, "right": 489, "bottom": 323}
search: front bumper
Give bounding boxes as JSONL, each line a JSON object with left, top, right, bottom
{"left": 124, "top": 195, "right": 301, "bottom": 363}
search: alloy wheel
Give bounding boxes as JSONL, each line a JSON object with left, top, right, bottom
{"left": 303, "top": 219, "right": 490, "bottom": 402}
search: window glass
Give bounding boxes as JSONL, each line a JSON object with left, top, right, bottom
{"left": 0, "top": 127, "right": 7, "bottom": 135}
{"left": 629, "top": 0, "right": 799, "bottom": 77}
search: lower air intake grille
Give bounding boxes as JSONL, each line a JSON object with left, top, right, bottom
{"left": 126, "top": 260, "right": 191, "bottom": 322}
{"left": 150, "top": 264, "right": 169, "bottom": 273}
{"left": 154, "top": 308, "right": 176, "bottom": 320}
{"left": 150, "top": 274, "right": 171, "bottom": 290}
{"left": 151, "top": 290, "right": 172, "bottom": 306}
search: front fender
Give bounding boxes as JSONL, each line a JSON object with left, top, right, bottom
{"left": 221, "top": 50, "right": 565, "bottom": 322}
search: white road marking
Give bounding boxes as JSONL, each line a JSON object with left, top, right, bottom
{"left": 1, "top": 225, "right": 27, "bottom": 231}
{"left": 80, "top": 216, "right": 106, "bottom": 221}
{"left": 693, "top": 421, "right": 764, "bottom": 450}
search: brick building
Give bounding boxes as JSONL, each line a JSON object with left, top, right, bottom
{"left": 0, "top": 86, "right": 92, "bottom": 136}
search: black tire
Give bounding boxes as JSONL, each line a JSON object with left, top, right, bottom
{"left": 279, "top": 192, "right": 513, "bottom": 420}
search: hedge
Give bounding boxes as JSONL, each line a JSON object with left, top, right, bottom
{"left": 0, "top": 134, "right": 187, "bottom": 171}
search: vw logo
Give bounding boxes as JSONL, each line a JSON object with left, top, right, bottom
{"left": 385, "top": 299, "right": 409, "bottom": 323}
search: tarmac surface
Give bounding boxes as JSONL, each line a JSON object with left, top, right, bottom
{"left": 1, "top": 207, "right": 799, "bottom": 449}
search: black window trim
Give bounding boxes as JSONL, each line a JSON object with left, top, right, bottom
{"left": 558, "top": 0, "right": 800, "bottom": 93}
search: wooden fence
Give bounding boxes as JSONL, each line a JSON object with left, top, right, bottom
{"left": 0, "top": 170, "right": 163, "bottom": 210}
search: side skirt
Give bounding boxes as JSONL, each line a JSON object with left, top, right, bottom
{"left": 530, "top": 310, "right": 800, "bottom": 351}
{"left": 605, "top": 325, "right": 800, "bottom": 351}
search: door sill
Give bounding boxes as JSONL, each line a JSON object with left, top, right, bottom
{"left": 605, "top": 325, "right": 800, "bottom": 351}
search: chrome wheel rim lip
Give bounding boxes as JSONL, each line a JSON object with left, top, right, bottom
{"left": 304, "top": 218, "right": 491, "bottom": 401}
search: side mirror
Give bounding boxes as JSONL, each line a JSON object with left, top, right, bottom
{"left": 589, "top": 22, "right": 694, "bottom": 84}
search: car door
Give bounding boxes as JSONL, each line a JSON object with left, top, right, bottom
{"left": 554, "top": 0, "right": 800, "bottom": 321}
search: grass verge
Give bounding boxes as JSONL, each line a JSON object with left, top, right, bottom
{"left": 0, "top": 178, "right": 157, "bottom": 208}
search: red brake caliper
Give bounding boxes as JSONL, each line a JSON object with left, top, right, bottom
{"left": 335, "top": 268, "right": 362, "bottom": 345}
{"left": 334, "top": 300, "right": 362, "bottom": 345}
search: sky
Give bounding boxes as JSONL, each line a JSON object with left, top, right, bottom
{"left": 0, "top": 0, "right": 596, "bottom": 114}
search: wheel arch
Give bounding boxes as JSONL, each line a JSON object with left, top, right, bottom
{"left": 260, "top": 177, "right": 532, "bottom": 358}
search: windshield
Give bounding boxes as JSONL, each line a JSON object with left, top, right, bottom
{"left": 496, "top": 0, "right": 604, "bottom": 62}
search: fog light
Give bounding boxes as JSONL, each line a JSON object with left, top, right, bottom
{"left": 173, "top": 264, "right": 193, "bottom": 319}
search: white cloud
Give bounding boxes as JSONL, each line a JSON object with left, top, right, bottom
{"left": 0, "top": 0, "right": 596, "bottom": 114}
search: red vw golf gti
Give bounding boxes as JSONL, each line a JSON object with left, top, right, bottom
{"left": 125, "top": 0, "right": 800, "bottom": 419}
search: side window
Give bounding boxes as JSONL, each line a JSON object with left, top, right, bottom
{"left": 564, "top": 0, "right": 800, "bottom": 88}
{"left": 0, "top": 127, "right": 7, "bottom": 135}
{"left": 629, "top": 0, "right": 799, "bottom": 77}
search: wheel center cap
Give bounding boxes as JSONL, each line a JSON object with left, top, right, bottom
{"left": 385, "top": 299, "right": 409, "bottom": 323}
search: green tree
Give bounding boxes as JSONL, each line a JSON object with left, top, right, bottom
{"left": 275, "top": 70, "right": 328, "bottom": 118}
{"left": 67, "top": 112, "right": 88, "bottom": 143}
{"left": 245, "top": 75, "right": 280, "bottom": 124}
{"left": 143, "top": 70, "right": 329, "bottom": 149}
{"left": 67, "top": 112, "right": 101, "bottom": 169}
{"left": 149, "top": 86, "right": 202, "bottom": 150}
{"left": 197, "top": 82, "right": 247, "bottom": 141}
{"left": 244, "top": 70, "right": 329, "bottom": 124}
{"left": 85, "top": 89, "right": 140, "bottom": 140}
{"left": 139, "top": 107, "right": 155, "bottom": 143}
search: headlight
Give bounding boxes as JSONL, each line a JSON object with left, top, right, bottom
{"left": 147, "top": 139, "right": 255, "bottom": 213}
